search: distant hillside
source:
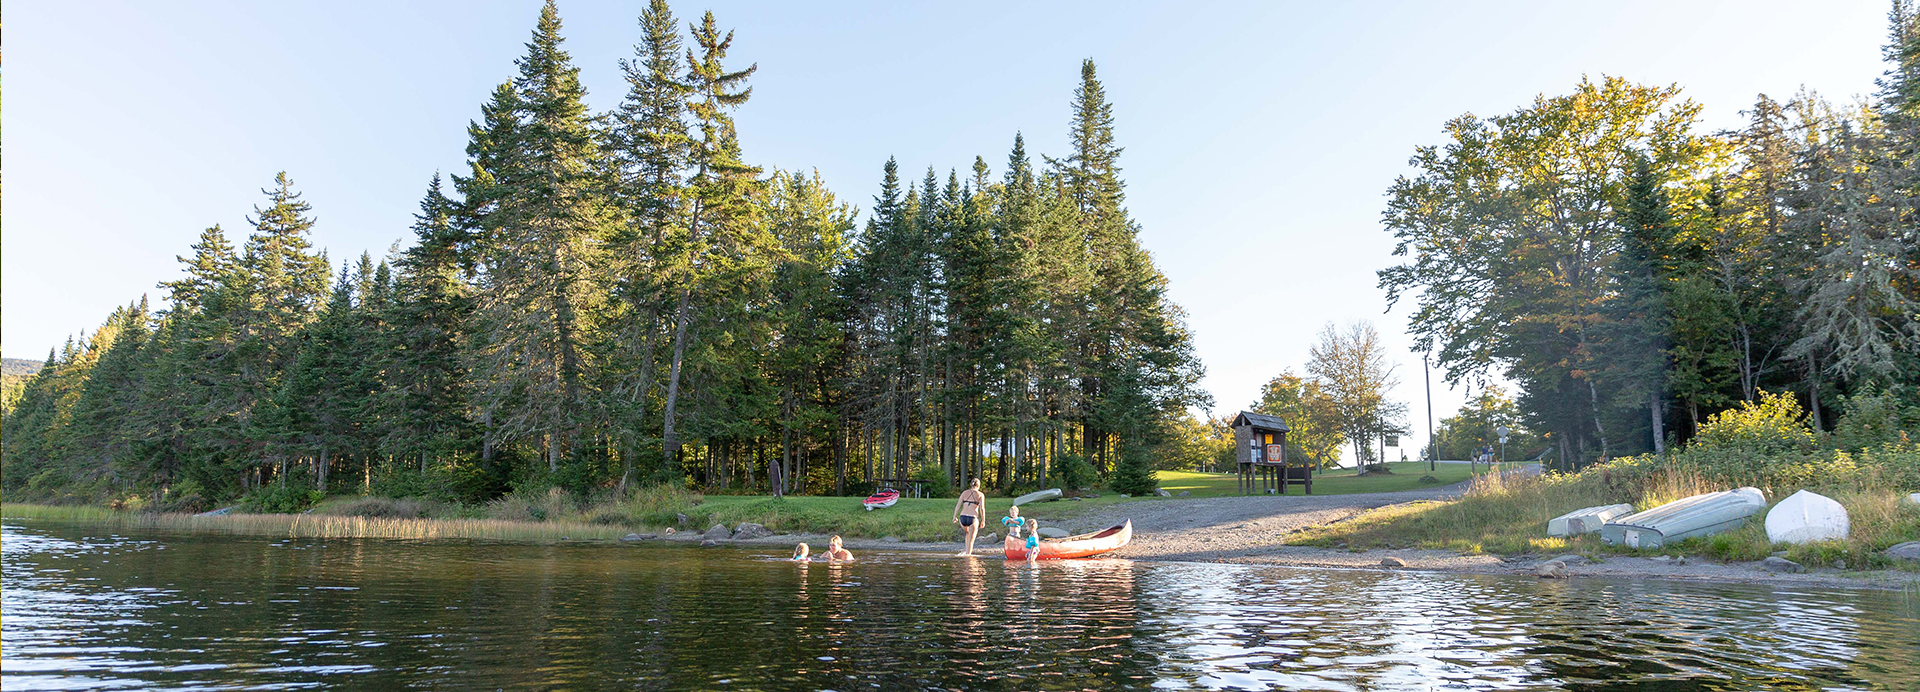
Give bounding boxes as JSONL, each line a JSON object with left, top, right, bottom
{"left": 3, "top": 358, "right": 46, "bottom": 377}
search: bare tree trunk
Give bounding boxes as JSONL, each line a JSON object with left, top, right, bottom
{"left": 661, "top": 287, "right": 696, "bottom": 473}
{"left": 1649, "top": 390, "right": 1666, "bottom": 455}
{"left": 1586, "top": 379, "right": 1610, "bottom": 461}
{"left": 1807, "top": 359, "right": 1825, "bottom": 431}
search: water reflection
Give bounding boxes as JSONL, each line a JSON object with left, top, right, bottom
{"left": 4, "top": 522, "right": 1917, "bottom": 691}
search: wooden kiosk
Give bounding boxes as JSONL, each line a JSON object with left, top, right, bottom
{"left": 1232, "top": 411, "right": 1311, "bottom": 495}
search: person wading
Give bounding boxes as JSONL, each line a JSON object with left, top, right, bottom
{"left": 952, "top": 478, "right": 986, "bottom": 557}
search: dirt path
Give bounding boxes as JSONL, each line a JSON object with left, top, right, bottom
{"left": 1039, "top": 479, "right": 1475, "bottom": 564}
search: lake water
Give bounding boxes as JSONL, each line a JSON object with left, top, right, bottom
{"left": 4, "top": 521, "right": 1917, "bottom": 691}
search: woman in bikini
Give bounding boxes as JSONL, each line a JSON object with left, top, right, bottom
{"left": 953, "top": 477, "right": 986, "bottom": 557}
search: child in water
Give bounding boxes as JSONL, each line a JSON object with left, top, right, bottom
{"left": 791, "top": 543, "right": 811, "bottom": 562}
{"left": 826, "top": 535, "right": 854, "bottom": 562}
{"left": 1024, "top": 518, "right": 1040, "bottom": 565}
{"left": 1001, "top": 506, "right": 1025, "bottom": 541}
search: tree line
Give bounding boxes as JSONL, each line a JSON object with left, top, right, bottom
{"left": 1379, "top": 3, "right": 1920, "bottom": 467}
{"left": 2, "top": 0, "right": 1207, "bottom": 509}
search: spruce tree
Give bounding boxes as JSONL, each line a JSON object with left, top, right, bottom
{"left": 466, "top": 0, "right": 612, "bottom": 476}
{"left": 661, "top": 10, "right": 764, "bottom": 473}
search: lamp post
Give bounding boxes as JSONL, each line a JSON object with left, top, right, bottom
{"left": 1423, "top": 353, "right": 1435, "bottom": 472}
{"left": 1494, "top": 425, "right": 1509, "bottom": 471}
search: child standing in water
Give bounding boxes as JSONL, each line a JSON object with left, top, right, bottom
{"left": 1024, "top": 518, "right": 1041, "bottom": 564}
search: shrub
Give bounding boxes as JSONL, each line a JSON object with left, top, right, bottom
{"left": 1692, "top": 390, "right": 1816, "bottom": 455}
{"left": 238, "top": 483, "right": 325, "bottom": 513}
{"left": 910, "top": 465, "right": 953, "bottom": 498}
{"left": 1109, "top": 447, "right": 1159, "bottom": 496}
{"left": 485, "top": 486, "right": 576, "bottom": 522}
{"left": 1829, "top": 390, "right": 1917, "bottom": 452}
{"left": 1051, "top": 454, "right": 1096, "bottom": 491}
{"left": 311, "top": 497, "right": 444, "bottom": 519}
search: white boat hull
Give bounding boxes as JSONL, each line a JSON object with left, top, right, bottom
{"left": 1602, "top": 487, "right": 1765, "bottom": 549}
{"left": 1012, "top": 488, "right": 1063, "bottom": 506}
{"left": 1765, "top": 489, "right": 1849, "bottom": 544}
{"left": 1548, "top": 503, "right": 1634, "bottom": 537}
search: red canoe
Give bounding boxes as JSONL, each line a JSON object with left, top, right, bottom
{"left": 862, "top": 489, "right": 899, "bottom": 510}
{"left": 1004, "top": 520, "right": 1132, "bottom": 560}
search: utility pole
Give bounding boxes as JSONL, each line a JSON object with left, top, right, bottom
{"left": 1424, "top": 353, "right": 1435, "bottom": 472}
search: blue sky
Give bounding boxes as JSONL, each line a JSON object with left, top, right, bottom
{"left": 3, "top": 1, "right": 1889, "bottom": 452}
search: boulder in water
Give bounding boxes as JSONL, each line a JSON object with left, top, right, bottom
{"left": 731, "top": 523, "right": 773, "bottom": 540}
{"left": 1380, "top": 557, "right": 1407, "bottom": 568}
{"left": 1764, "top": 490, "right": 1849, "bottom": 544}
{"left": 700, "top": 540, "right": 719, "bottom": 548}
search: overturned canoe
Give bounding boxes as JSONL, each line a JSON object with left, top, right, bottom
{"left": 1013, "top": 488, "right": 1063, "bottom": 506}
{"left": 1547, "top": 503, "right": 1634, "bottom": 537}
{"left": 1602, "top": 487, "right": 1765, "bottom": 549}
{"left": 1765, "top": 489, "right": 1849, "bottom": 544}
{"left": 1005, "top": 520, "right": 1131, "bottom": 560}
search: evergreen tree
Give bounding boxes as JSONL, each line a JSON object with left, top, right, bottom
{"left": 660, "top": 10, "right": 763, "bottom": 473}
{"left": 465, "top": 0, "right": 612, "bottom": 475}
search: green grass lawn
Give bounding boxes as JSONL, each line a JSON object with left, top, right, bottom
{"left": 3, "top": 463, "right": 1510, "bottom": 545}
{"left": 1013, "top": 462, "right": 1503, "bottom": 526}
{"left": 650, "top": 464, "right": 1498, "bottom": 541}
{"left": 1155, "top": 461, "right": 1486, "bottom": 498}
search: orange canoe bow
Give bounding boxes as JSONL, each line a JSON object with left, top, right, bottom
{"left": 1004, "top": 520, "right": 1131, "bottom": 560}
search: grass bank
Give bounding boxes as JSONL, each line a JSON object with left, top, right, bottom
{"left": 1286, "top": 448, "right": 1920, "bottom": 570}
{"left": 4, "top": 464, "right": 1489, "bottom": 544}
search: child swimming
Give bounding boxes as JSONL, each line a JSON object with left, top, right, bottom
{"left": 826, "top": 535, "right": 854, "bottom": 562}
{"left": 791, "top": 543, "right": 811, "bottom": 562}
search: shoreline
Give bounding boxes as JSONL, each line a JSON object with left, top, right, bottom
{"left": 707, "top": 528, "right": 1920, "bottom": 591}
{"left": 10, "top": 497, "right": 1918, "bottom": 590}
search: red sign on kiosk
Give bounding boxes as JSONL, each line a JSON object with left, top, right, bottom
{"left": 1264, "top": 444, "right": 1284, "bottom": 463}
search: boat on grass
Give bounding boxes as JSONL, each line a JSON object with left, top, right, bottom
{"left": 1765, "top": 489, "right": 1849, "bottom": 544}
{"left": 862, "top": 489, "right": 899, "bottom": 511}
{"left": 1547, "top": 503, "right": 1633, "bottom": 537}
{"left": 1601, "top": 487, "right": 1765, "bottom": 549}
{"left": 1012, "top": 488, "right": 1063, "bottom": 506}
{"left": 1005, "top": 520, "right": 1131, "bottom": 560}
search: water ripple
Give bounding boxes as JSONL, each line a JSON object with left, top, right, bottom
{"left": 5, "top": 521, "right": 1917, "bottom": 691}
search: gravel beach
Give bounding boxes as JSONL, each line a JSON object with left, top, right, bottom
{"left": 717, "top": 478, "right": 1920, "bottom": 590}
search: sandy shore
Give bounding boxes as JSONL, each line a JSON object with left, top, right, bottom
{"left": 698, "top": 481, "right": 1920, "bottom": 590}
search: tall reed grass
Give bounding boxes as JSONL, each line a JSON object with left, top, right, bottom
{"left": 3, "top": 503, "right": 633, "bottom": 541}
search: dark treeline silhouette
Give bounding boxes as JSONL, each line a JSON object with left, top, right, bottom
{"left": 2, "top": 0, "right": 1207, "bottom": 509}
